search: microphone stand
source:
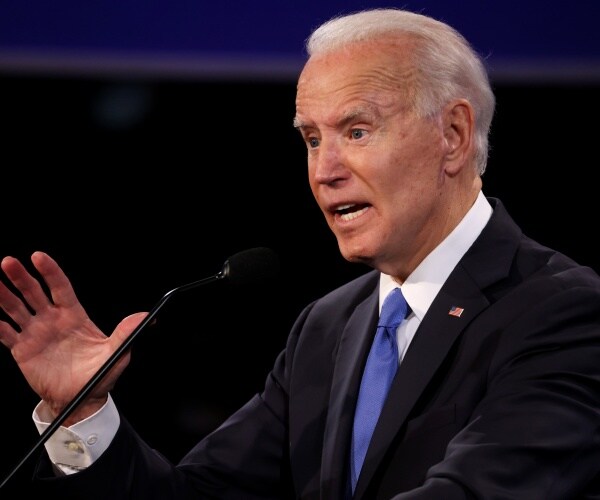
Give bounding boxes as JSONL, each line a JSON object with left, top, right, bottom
{"left": 0, "top": 270, "right": 226, "bottom": 490}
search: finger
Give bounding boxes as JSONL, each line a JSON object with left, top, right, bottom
{"left": 0, "top": 320, "right": 19, "bottom": 349}
{"left": 0, "top": 257, "right": 48, "bottom": 328}
{"left": 110, "top": 312, "right": 150, "bottom": 347}
{"left": 0, "top": 277, "right": 34, "bottom": 327}
{"left": 0, "top": 256, "right": 49, "bottom": 321}
{"left": 30, "top": 251, "right": 82, "bottom": 310}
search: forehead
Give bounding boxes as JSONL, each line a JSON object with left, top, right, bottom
{"left": 295, "top": 39, "right": 416, "bottom": 124}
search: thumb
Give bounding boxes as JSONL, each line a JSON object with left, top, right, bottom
{"left": 110, "top": 312, "right": 150, "bottom": 345}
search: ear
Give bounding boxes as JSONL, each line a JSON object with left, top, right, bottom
{"left": 442, "top": 99, "right": 475, "bottom": 176}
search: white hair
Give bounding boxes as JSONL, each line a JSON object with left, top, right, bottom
{"left": 305, "top": 8, "right": 496, "bottom": 175}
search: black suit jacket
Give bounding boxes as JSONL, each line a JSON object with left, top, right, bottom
{"left": 33, "top": 198, "right": 600, "bottom": 499}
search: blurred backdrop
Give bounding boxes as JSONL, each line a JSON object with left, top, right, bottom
{"left": 1, "top": 0, "right": 599, "bottom": 495}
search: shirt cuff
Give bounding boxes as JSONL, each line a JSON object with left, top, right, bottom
{"left": 32, "top": 394, "right": 120, "bottom": 474}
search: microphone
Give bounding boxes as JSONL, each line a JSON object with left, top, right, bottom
{"left": 222, "top": 246, "right": 280, "bottom": 287}
{"left": 0, "top": 247, "right": 279, "bottom": 490}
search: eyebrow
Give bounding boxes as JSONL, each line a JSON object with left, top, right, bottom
{"left": 292, "top": 116, "right": 304, "bottom": 129}
{"left": 293, "top": 106, "right": 378, "bottom": 131}
{"left": 338, "top": 108, "right": 376, "bottom": 127}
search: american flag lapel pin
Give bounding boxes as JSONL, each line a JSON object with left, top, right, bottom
{"left": 448, "top": 306, "right": 464, "bottom": 318}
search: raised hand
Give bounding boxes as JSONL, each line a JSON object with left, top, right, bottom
{"left": 0, "top": 251, "right": 147, "bottom": 425}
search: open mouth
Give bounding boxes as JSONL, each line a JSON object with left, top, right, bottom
{"left": 336, "top": 203, "right": 370, "bottom": 221}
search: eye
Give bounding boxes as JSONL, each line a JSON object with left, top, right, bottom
{"left": 308, "top": 137, "right": 320, "bottom": 148}
{"left": 351, "top": 128, "right": 366, "bottom": 140}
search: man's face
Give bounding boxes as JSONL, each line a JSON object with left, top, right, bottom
{"left": 294, "top": 40, "right": 451, "bottom": 277}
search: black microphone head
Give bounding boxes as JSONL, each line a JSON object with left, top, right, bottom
{"left": 221, "top": 247, "right": 280, "bottom": 287}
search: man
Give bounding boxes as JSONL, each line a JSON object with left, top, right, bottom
{"left": 1, "top": 7, "right": 599, "bottom": 499}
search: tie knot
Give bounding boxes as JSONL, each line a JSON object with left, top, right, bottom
{"left": 378, "top": 288, "right": 410, "bottom": 329}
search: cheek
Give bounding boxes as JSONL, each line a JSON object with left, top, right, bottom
{"left": 390, "top": 133, "right": 445, "bottom": 186}
{"left": 375, "top": 155, "right": 442, "bottom": 214}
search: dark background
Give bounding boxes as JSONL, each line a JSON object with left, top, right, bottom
{"left": 0, "top": 0, "right": 599, "bottom": 497}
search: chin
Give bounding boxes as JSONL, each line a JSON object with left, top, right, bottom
{"left": 338, "top": 243, "right": 375, "bottom": 266}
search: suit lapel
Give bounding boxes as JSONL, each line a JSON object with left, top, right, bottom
{"left": 353, "top": 265, "right": 490, "bottom": 499}
{"left": 320, "top": 286, "right": 379, "bottom": 499}
{"left": 320, "top": 197, "right": 521, "bottom": 499}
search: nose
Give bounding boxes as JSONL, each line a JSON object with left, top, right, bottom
{"left": 311, "top": 137, "right": 349, "bottom": 185}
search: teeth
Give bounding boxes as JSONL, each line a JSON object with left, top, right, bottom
{"left": 340, "top": 206, "right": 369, "bottom": 221}
{"left": 337, "top": 204, "right": 354, "bottom": 211}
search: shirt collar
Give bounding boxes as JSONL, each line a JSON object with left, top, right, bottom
{"left": 380, "top": 191, "right": 492, "bottom": 318}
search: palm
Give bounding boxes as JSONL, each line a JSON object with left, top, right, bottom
{"left": 0, "top": 252, "right": 146, "bottom": 418}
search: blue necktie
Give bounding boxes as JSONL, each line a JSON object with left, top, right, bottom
{"left": 350, "top": 287, "right": 410, "bottom": 494}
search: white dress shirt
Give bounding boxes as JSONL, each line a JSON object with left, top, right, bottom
{"left": 380, "top": 190, "right": 492, "bottom": 363}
